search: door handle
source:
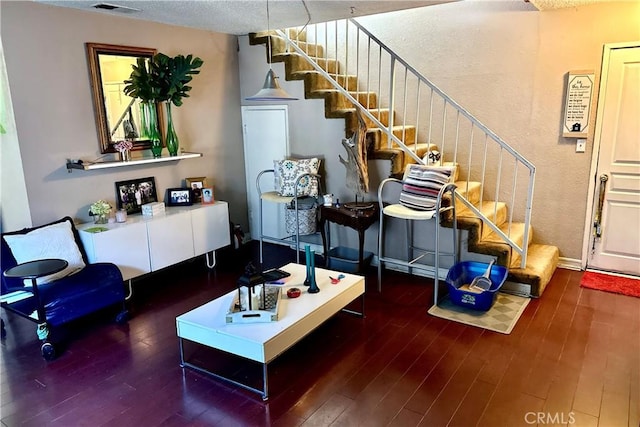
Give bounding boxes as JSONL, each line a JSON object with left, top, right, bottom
{"left": 593, "top": 174, "right": 609, "bottom": 238}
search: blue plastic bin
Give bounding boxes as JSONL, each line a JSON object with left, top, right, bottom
{"left": 445, "top": 261, "right": 508, "bottom": 311}
{"left": 327, "top": 246, "right": 373, "bottom": 273}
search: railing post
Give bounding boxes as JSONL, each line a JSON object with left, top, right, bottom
{"left": 388, "top": 56, "right": 396, "bottom": 149}
{"left": 344, "top": 19, "right": 349, "bottom": 92}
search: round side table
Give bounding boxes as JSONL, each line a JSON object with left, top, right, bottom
{"left": 3, "top": 258, "right": 68, "bottom": 284}
{"left": 3, "top": 258, "right": 68, "bottom": 360}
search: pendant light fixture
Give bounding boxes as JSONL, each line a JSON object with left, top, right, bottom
{"left": 246, "top": 0, "right": 298, "bottom": 101}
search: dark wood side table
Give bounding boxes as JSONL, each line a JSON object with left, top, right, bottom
{"left": 319, "top": 203, "right": 379, "bottom": 273}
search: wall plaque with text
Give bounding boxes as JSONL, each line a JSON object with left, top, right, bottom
{"left": 563, "top": 70, "right": 595, "bottom": 138}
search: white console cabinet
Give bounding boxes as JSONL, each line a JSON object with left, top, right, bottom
{"left": 147, "top": 209, "right": 194, "bottom": 271}
{"left": 78, "top": 202, "right": 230, "bottom": 281}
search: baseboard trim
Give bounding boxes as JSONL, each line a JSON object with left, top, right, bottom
{"left": 558, "top": 257, "right": 582, "bottom": 271}
{"left": 585, "top": 268, "right": 640, "bottom": 279}
{"left": 502, "top": 281, "right": 533, "bottom": 298}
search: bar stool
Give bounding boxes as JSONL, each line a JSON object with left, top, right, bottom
{"left": 377, "top": 164, "right": 458, "bottom": 305}
{"left": 256, "top": 169, "right": 321, "bottom": 265}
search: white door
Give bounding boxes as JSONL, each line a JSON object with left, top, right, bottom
{"left": 587, "top": 44, "right": 640, "bottom": 276}
{"left": 241, "top": 105, "right": 289, "bottom": 241}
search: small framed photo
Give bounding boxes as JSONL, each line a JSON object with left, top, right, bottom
{"left": 185, "top": 177, "right": 208, "bottom": 202}
{"left": 115, "top": 177, "right": 158, "bottom": 214}
{"left": 201, "top": 187, "right": 214, "bottom": 204}
{"left": 166, "top": 188, "right": 193, "bottom": 206}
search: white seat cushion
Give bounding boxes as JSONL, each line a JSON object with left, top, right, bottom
{"left": 260, "top": 191, "right": 295, "bottom": 204}
{"left": 383, "top": 203, "right": 437, "bottom": 220}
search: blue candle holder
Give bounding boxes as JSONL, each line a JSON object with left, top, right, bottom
{"left": 304, "top": 245, "right": 312, "bottom": 287}
{"left": 308, "top": 248, "right": 320, "bottom": 294}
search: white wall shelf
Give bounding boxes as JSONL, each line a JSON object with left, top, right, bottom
{"left": 66, "top": 152, "right": 202, "bottom": 172}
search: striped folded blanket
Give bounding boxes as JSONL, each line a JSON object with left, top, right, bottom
{"left": 399, "top": 165, "right": 453, "bottom": 211}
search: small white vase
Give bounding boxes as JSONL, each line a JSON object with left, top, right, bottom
{"left": 120, "top": 150, "right": 131, "bottom": 162}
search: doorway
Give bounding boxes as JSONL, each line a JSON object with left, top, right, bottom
{"left": 583, "top": 42, "right": 640, "bottom": 276}
{"left": 241, "top": 105, "right": 289, "bottom": 241}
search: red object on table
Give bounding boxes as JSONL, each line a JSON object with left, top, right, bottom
{"left": 286, "top": 288, "right": 301, "bottom": 298}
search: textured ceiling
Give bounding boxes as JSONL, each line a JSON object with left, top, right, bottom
{"left": 528, "top": 0, "right": 618, "bottom": 10}
{"left": 35, "top": 0, "right": 458, "bottom": 35}
{"left": 34, "top": 0, "right": 621, "bottom": 34}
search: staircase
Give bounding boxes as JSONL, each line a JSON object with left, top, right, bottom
{"left": 249, "top": 20, "right": 559, "bottom": 297}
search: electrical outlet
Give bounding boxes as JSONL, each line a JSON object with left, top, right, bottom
{"left": 576, "top": 139, "right": 586, "bottom": 153}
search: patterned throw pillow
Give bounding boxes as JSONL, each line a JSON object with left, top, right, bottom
{"left": 399, "top": 165, "right": 454, "bottom": 211}
{"left": 274, "top": 158, "right": 321, "bottom": 197}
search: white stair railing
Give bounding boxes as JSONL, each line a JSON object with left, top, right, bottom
{"left": 274, "top": 19, "right": 535, "bottom": 269}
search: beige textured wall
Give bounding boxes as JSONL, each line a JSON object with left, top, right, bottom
{"left": 357, "top": 0, "right": 640, "bottom": 260}
{"left": 1, "top": 40, "right": 32, "bottom": 233}
{"left": 1, "top": 2, "right": 248, "bottom": 230}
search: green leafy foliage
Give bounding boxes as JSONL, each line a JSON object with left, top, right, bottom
{"left": 123, "top": 57, "right": 157, "bottom": 103}
{"left": 150, "top": 53, "right": 204, "bottom": 107}
{"left": 123, "top": 53, "right": 204, "bottom": 107}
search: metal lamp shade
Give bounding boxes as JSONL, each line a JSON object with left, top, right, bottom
{"left": 246, "top": 69, "right": 298, "bottom": 101}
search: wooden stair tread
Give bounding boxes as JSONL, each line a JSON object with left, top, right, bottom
{"left": 456, "top": 199, "right": 508, "bottom": 239}
{"left": 484, "top": 222, "right": 532, "bottom": 246}
{"left": 453, "top": 180, "right": 481, "bottom": 204}
{"left": 507, "top": 243, "right": 560, "bottom": 297}
{"left": 484, "top": 222, "right": 533, "bottom": 268}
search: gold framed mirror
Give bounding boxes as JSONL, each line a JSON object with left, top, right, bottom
{"left": 86, "top": 42, "right": 164, "bottom": 154}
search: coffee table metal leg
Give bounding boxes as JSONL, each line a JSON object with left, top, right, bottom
{"left": 341, "top": 294, "right": 365, "bottom": 318}
{"left": 179, "top": 338, "right": 186, "bottom": 367}
{"left": 178, "top": 338, "right": 270, "bottom": 401}
{"left": 262, "top": 363, "right": 269, "bottom": 401}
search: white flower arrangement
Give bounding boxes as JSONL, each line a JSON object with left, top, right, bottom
{"left": 90, "top": 200, "right": 112, "bottom": 216}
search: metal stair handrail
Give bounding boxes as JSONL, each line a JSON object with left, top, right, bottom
{"left": 274, "top": 19, "right": 535, "bottom": 269}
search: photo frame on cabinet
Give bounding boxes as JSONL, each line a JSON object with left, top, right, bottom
{"left": 201, "top": 187, "right": 214, "bottom": 204}
{"left": 166, "top": 188, "right": 193, "bottom": 206}
{"left": 185, "top": 176, "right": 208, "bottom": 202}
{"left": 115, "top": 177, "right": 158, "bottom": 214}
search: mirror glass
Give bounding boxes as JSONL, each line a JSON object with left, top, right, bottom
{"left": 86, "top": 43, "right": 164, "bottom": 153}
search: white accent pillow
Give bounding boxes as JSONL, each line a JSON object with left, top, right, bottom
{"left": 273, "top": 158, "right": 321, "bottom": 197}
{"left": 3, "top": 220, "right": 86, "bottom": 285}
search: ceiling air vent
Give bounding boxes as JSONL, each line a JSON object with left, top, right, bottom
{"left": 92, "top": 3, "right": 140, "bottom": 13}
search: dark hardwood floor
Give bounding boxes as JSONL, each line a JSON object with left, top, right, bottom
{"left": 2, "top": 242, "right": 638, "bottom": 427}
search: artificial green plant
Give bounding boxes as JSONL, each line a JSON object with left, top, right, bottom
{"left": 150, "top": 53, "right": 204, "bottom": 106}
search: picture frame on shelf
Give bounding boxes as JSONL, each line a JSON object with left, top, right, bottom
{"left": 185, "top": 176, "right": 208, "bottom": 202}
{"left": 115, "top": 177, "right": 158, "bottom": 214}
{"left": 166, "top": 188, "right": 193, "bottom": 206}
{"left": 201, "top": 187, "right": 214, "bottom": 204}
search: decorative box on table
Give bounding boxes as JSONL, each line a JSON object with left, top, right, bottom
{"left": 142, "top": 202, "right": 165, "bottom": 216}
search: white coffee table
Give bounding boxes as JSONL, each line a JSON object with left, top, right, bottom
{"left": 175, "top": 262, "right": 365, "bottom": 400}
